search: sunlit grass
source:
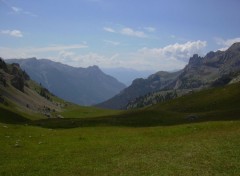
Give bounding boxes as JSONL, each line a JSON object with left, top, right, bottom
{"left": 0, "top": 121, "right": 239, "bottom": 176}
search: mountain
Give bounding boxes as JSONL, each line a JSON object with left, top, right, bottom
{"left": 127, "top": 43, "right": 240, "bottom": 109}
{"left": 169, "top": 42, "right": 240, "bottom": 89}
{"left": 97, "top": 70, "right": 182, "bottom": 109}
{"left": 102, "top": 67, "right": 153, "bottom": 86}
{"left": 6, "top": 58, "right": 126, "bottom": 105}
{"left": 98, "top": 42, "right": 240, "bottom": 110}
{"left": 0, "top": 57, "right": 66, "bottom": 120}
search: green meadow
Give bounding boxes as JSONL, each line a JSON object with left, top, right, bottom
{"left": 0, "top": 83, "right": 240, "bottom": 175}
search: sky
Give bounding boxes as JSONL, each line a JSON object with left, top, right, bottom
{"left": 1, "top": 0, "right": 240, "bottom": 71}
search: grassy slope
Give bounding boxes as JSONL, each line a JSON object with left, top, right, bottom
{"left": 0, "top": 76, "right": 62, "bottom": 120}
{"left": 32, "top": 82, "right": 240, "bottom": 128}
{"left": 0, "top": 83, "right": 240, "bottom": 175}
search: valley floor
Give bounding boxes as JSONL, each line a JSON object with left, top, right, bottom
{"left": 1, "top": 120, "right": 240, "bottom": 176}
{"left": 1, "top": 82, "right": 240, "bottom": 175}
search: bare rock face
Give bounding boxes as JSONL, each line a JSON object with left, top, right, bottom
{"left": 8, "top": 63, "right": 30, "bottom": 92}
{"left": 11, "top": 75, "right": 25, "bottom": 92}
{"left": 170, "top": 42, "right": 240, "bottom": 90}
{"left": 0, "top": 57, "right": 8, "bottom": 72}
{"left": 188, "top": 54, "right": 203, "bottom": 67}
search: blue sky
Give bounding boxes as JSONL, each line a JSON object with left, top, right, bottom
{"left": 1, "top": 0, "right": 240, "bottom": 71}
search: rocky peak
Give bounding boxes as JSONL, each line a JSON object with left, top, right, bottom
{"left": 188, "top": 54, "right": 203, "bottom": 66}
{"left": 0, "top": 58, "right": 8, "bottom": 71}
{"left": 205, "top": 51, "right": 216, "bottom": 59}
{"left": 87, "top": 65, "right": 102, "bottom": 73}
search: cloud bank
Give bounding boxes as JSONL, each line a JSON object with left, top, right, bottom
{"left": 139, "top": 40, "right": 207, "bottom": 62}
{"left": 1, "top": 41, "right": 207, "bottom": 71}
{"left": 1, "top": 30, "right": 23, "bottom": 37}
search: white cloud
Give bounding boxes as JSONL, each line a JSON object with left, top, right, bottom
{"left": 104, "top": 26, "right": 147, "bottom": 38}
{"left": 11, "top": 6, "right": 21, "bottom": 12}
{"left": 0, "top": 44, "right": 88, "bottom": 58}
{"left": 0, "top": 41, "right": 207, "bottom": 71}
{"left": 216, "top": 37, "right": 240, "bottom": 51}
{"left": 10, "top": 6, "right": 37, "bottom": 17}
{"left": 103, "top": 27, "right": 116, "bottom": 33}
{"left": 103, "top": 40, "right": 120, "bottom": 46}
{"left": 139, "top": 40, "right": 207, "bottom": 62}
{"left": 58, "top": 50, "right": 76, "bottom": 58}
{"left": 144, "top": 27, "right": 156, "bottom": 32}
{"left": 120, "top": 28, "right": 147, "bottom": 38}
{"left": 50, "top": 52, "right": 120, "bottom": 68}
{"left": 31, "top": 44, "right": 88, "bottom": 52}
{"left": 1, "top": 30, "right": 23, "bottom": 37}
{"left": 52, "top": 41, "right": 206, "bottom": 70}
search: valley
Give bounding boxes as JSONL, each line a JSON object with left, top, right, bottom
{"left": 1, "top": 43, "right": 240, "bottom": 175}
{"left": 1, "top": 1, "right": 240, "bottom": 175}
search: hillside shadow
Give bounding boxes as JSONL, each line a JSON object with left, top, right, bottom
{"left": 0, "top": 107, "right": 30, "bottom": 124}
{"left": 1, "top": 104, "right": 240, "bottom": 129}
{"left": 29, "top": 110, "right": 240, "bottom": 129}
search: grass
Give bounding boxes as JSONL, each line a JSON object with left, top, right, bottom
{"left": 0, "top": 121, "right": 240, "bottom": 176}
{"left": 0, "top": 82, "right": 240, "bottom": 175}
{"left": 60, "top": 104, "right": 121, "bottom": 119}
{"left": 30, "top": 82, "right": 240, "bottom": 129}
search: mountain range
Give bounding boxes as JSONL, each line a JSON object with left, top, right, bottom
{"left": 97, "top": 70, "right": 182, "bottom": 109}
{"left": 98, "top": 42, "right": 240, "bottom": 109}
{"left": 6, "top": 58, "right": 126, "bottom": 106}
{"left": 168, "top": 42, "right": 240, "bottom": 89}
{"left": 1, "top": 44, "right": 240, "bottom": 176}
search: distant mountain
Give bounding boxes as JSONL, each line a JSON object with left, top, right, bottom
{"left": 6, "top": 58, "right": 126, "bottom": 105}
{"left": 102, "top": 67, "right": 153, "bottom": 86}
{"left": 98, "top": 42, "right": 240, "bottom": 109}
{"left": 97, "top": 70, "right": 182, "bottom": 109}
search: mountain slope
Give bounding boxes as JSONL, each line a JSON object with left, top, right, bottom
{"left": 170, "top": 42, "right": 240, "bottom": 89}
{"left": 6, "top": 58, "right": 126, "bottom": 105}
{"left": 97, "top": 70, "right": 182, "bottom": 109}
{"left": 98, "top": 42, "right": 240, "bottom": 110}
{"left": 115, "top": 81, "right": 240, "bottom": 127}
{"left": 0, "top": 57, "right": 65, "bottom": 120}
{"left": 131, "top": 43, "right": 240, "bottom": 109}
